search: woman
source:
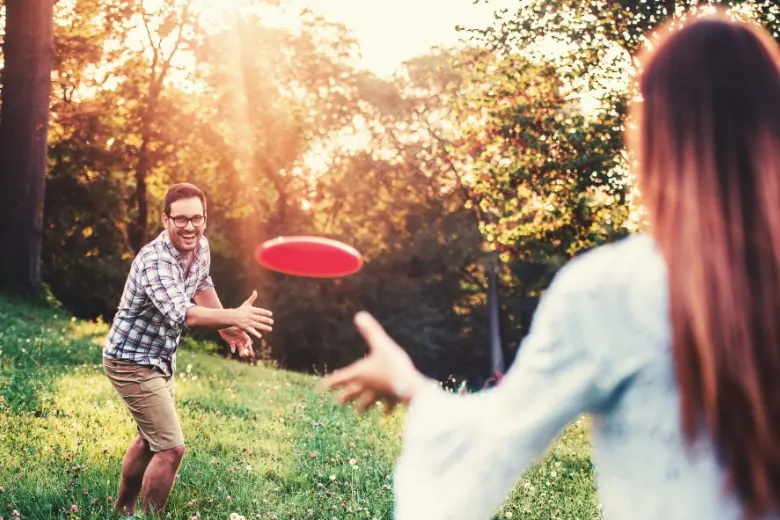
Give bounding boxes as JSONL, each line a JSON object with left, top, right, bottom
{"left": 323, "top": 10, "right": 780, "bottom": 520}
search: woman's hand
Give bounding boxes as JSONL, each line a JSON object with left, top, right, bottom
{"left": 322, "top": 311, "right": 431, "bottom": 415}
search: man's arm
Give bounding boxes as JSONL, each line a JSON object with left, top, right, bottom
{"left": 195, "top": 287, "right": 258, "bottom": 356}
{"left": 138, "top": 252, "right": 269, "bottom": 336}
{"left": 192, "top": 287, "right": 229, "bottom": 330}
{"left": 186, "top": 290, "right": 272, "bottom": 338}
{"left": 185, "top": 305, "right": 238, "bottom": 329}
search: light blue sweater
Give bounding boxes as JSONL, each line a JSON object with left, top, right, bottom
{"left": 392, "top": 233, "right": 768, "bottom": 519}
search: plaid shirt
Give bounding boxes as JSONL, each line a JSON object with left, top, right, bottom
{"left": 103, "top": 230, "right": 215, "bottom": 375}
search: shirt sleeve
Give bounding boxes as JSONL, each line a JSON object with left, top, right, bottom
{"left": 391, "top": 258, "right": 625, "bottom": 520}
{"left": 139, "top": 251, "right": 196, "bottom": 329}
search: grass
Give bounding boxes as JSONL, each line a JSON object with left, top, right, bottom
{"left": 0, "top": 294, "right": 600, "bottom": 520}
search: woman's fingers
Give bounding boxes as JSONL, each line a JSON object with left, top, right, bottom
{"left": 337, "top": 383, "right": 366, "bottom": 405}
{"left": 383, "top": 399, "right": 398, "bottom": 416}
{"left": 322, "top": 361, "right": 364, "bottom": 390}
{"left": 355, "top": 390, "right": 377, "bottom": 412}
{"left": 354, "top": 312, "right": 394, "bottom": 352}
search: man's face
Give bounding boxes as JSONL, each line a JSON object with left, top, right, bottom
{"left": 163, "top": 197, "right": 207, "bottom": 254}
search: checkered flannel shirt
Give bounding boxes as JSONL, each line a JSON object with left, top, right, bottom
{"left": 103, "top": 230, "right": 215, "bottom": 375}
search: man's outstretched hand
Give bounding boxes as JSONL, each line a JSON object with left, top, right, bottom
{"left": 232, "top": 290, "right": 274, "bottom": 339}
{"left": 322, "top": 312, "right": 431, "bottom": 415}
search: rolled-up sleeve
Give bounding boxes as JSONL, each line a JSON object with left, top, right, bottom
{"left": 139, "top": 252, "right": 195, "bottom": 329}
{"left": 391, "top": 259, "right": 622, "bottom": 520}
{"left": 197, "top": 274, "right": 215, "bottom": 293}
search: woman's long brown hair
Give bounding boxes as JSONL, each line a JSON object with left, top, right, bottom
{"left": 630, "top": 11, "right": 780, "bottom": 519}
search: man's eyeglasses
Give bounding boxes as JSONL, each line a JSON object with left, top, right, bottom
{"left": 167, "top": 214, "right": 206, "bottom": 228}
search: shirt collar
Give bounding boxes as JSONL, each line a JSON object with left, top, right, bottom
{"left": 160, "top": 230, "right": 200, "bottom": 262}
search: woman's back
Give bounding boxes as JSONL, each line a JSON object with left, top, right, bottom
{"left": 392, "top": 232, "right": 775, "bottom": 520}
{"left": 567, "top": 233, "right": 766, "bottom": 519}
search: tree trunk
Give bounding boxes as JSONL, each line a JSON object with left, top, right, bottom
{"left": 132, "top": 114, "right": 153, "bottom": 252}
{"left": 487, "top": 252, "right": 505, "bottom": 375}
{"left": 0, "top": 0, "right": 54, "bottom": 296}
{"left": 665, "top": 0, "right": 676, "bottom": 18}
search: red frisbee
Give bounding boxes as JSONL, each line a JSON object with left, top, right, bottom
{"left": 255, "top": 236, "right": 363, "bottom": 278}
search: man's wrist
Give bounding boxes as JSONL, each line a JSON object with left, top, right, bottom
{"left": 227, "top": 308, "right": 239, "bottom": 328}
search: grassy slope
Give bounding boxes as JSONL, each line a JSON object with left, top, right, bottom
{"left": 0, "top": 295, "right": 599, "bottom": 520}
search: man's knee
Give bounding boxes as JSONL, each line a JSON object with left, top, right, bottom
{"left": 164, "top": 444, "right": 186, "bottom": 463}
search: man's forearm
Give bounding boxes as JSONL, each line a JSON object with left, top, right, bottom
{"left": 185, "top": 305, "right": 238, "bottom": 329}
{"left": 193, "top": 287, "right": 224, "bottom": 309}
{"left": 187, "top": 288, "right": 234, "bottom": 329}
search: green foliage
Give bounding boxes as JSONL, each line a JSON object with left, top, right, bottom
{"left": 6, "top": 0, "right": 779, "bottom": 382}
{"left": 0, "top": 292, "right": 597, "bottom": 519}
{"left": 446, "top": 0, "right": 779, "bottom": 351}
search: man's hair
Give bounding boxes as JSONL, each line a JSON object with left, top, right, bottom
{"left": 163, "top": 183, "right": 207, "bottom": 216}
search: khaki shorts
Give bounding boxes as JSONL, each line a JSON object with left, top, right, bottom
{"left": 103, "top": 357, "right": 184, "bottom": 453}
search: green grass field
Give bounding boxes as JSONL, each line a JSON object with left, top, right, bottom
{"left": 0, "top": 295, "right": 600, "bottom": 520}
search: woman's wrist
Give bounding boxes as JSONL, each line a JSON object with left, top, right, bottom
{"left": 393, "top": 370, "right": 434, "bottom": 406}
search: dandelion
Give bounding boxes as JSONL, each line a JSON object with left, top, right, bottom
{"left": 329, "top": 475, "right": 336, "bottom": 481}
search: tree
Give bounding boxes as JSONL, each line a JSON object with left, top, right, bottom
{"left": 0, "top": 0, "right": 55, "bottom": 296}
{"left": 129, "top": 0, "right": 195, "bottom": 251}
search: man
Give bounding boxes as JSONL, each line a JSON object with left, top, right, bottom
{"left": 102, "top": 182, "right": 274, "bottom": 517}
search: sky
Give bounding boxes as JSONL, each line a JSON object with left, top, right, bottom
{"left": 273, "top": 0, "right": 501, "bottom": 76}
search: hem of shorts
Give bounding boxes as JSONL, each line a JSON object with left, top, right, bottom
{"left": 146, "top": 437, "right": 185, "bottom": 453}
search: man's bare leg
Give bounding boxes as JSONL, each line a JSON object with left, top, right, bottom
{"left": 141, "top": 445, "right": 186, "bottom": 518}
{"left": 114, "top": 436, "right": 154, "bottom": 514}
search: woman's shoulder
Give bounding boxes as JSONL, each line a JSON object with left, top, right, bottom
{"left": 544, "top": 232, "right": 670, "bottom": 376}
{"left": 552, "top": 233, "right": 665, "bottom": 296}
